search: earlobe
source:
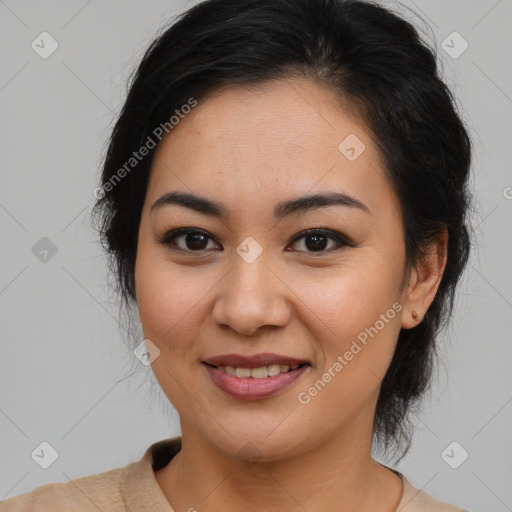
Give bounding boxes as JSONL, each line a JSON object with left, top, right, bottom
{"left": 401, "top": 228, "right": 449, "bottom": 330}
{"left": 401, "top": 266, "right": 420, "bottom": 330}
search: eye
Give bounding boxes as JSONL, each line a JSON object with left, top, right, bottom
{"left": 288, "top": 228, "right": 354, "bottom": 254}
{"left": 157, "top": 227, "right": 354, "bottom": 255}
{"left": 157, "top": 228, "right": 220, "bottom": 252}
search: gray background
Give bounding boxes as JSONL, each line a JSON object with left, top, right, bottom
{"left": 1, "top": 1, "right": 511, "bottom": 510}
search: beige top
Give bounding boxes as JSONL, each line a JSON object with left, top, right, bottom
{"left": 0, "top": 437, "right": 467, "bottom": 511}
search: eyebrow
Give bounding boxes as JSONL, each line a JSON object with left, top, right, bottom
{"left": 150, "top": 190, "right": 371, "bottom": 219}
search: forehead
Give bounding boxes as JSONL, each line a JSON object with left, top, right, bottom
{"left": 161, "top": 78, "right": 364, "bottom": 156}
{"left": 147, "top": 78, "right": 398, "bottom": 219}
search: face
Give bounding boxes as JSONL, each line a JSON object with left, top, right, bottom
{"left": 135, "top": 77, "right": 412, "bottom": 461}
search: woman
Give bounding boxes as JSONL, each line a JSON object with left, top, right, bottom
{"left": 1, "top": 0, "right": 473, "bottom": 510}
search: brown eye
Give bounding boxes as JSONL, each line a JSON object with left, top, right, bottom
{"left": 288, "top": 229, "right": 353, "bottom": 254}
{"left": 158, "top": 227, "right": 354, "bottom": 255}
{"left": 158, "top": 228, "right": 220, "bottom": 252}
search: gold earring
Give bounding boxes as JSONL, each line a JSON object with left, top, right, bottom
{"left": 412, "top": 310, "right": 419, "bottom": 321}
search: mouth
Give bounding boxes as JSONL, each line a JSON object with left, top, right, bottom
{"left": 201, "top": 352, "right": 311, "bottom": 378}
{"left": 201, "top": 353, "right": 311, "bottom": 400}
{"left": 202, "top": 361, "right": 309, "bottom": 378}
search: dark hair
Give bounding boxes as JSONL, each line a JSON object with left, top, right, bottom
{"left": 91, "top": 0, "right": 473, "bottom": 461}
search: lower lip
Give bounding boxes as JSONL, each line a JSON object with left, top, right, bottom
{"left": 203, "top": 364, "right": 309, "bottom": 401}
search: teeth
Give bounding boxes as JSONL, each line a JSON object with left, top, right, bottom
{"left": 267, "top": 364, "right": 281, "bottom": 376}
{"left": 216, "top": 363, "right": 303, "bottom": 378}
{"left": 225, "top": 365, "right": 236, "bottom": 376}
{"left": 251, "top": 367, "right": 267, "bottom": 378}
{"left": 235, "top": 367, "right": 251, "bottom": 378}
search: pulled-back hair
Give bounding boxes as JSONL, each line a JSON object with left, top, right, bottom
{"left": 91, "top": 0, "right": 473, "bottom": 460}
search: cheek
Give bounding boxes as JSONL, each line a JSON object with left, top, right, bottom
{"left": 135, "top": 247, "right": 220, "bottom": 363}
{"left": 297, "top": 254, "right": 403, "bottom": 379}
{"left": 134, "top": 250, "right": 206, "bottom": 408}
{"left": 135, "top": 247, "right": 193, "bottom": 344}
{"left": 304, "top": 261, "right": 400, "bottom": 332}
{"left": 296, "top": 273, "right": 402, "bottom": 427}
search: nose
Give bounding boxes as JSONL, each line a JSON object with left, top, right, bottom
{"left": 211, "top": 255, "right": 291, "bottom": 336}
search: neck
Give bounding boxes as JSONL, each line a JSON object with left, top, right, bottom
{"left": 155, "top": 409, "right": 402, "bottom": 512}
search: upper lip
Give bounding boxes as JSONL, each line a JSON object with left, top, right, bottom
{"left": 202, "top": 352, "right": 310, "bottom": 368}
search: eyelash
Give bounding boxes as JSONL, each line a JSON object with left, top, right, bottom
{"left": 157, "top": 227, "right": 355, "bottom": 256}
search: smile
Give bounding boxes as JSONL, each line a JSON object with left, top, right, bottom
{"left": 207, "top": 363, "right": 305, "bottom": 378}
{"left": 202, "top": 362, "right": 310, "bottom": 400}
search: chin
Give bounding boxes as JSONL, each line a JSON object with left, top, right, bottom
{"left": 199, "top": 424, "right": 310, "bottom": 464}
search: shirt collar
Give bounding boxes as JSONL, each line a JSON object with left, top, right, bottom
{"left": 122, "top": 437, "right": 182, "bottom": 512}
{"left": 121, "top": 436, "right": 427, "bottom": 512}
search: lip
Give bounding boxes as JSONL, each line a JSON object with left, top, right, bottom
{"left": 203, "top": 363, "right": 309, "bottom": 401}
{"left": 202, "top": 352, "right": 309, "bottom": 369}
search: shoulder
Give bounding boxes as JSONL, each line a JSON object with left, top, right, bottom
{"left": 0, "top": 437, "right": 181, "bottom": 512}
{"left": 0, "top": 464, "right": 129, "bottom": 511}
{"left": 397, "top": 473, "right": 468, "bottom": 512}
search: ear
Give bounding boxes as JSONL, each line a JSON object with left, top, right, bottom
{"left": 401, "top": 227, "right": 448, "bottom": 329}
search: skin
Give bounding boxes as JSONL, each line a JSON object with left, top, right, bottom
{"left": 134, "top": 77, "right": 448, "bottom": 512}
